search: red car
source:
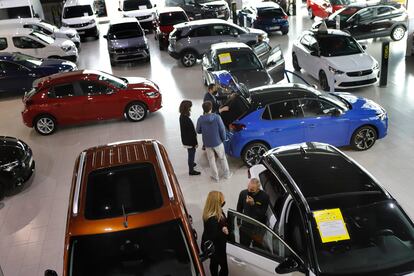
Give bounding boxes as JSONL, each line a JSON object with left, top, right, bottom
{"left": 22, "top": 70, "right": 162, "bottom": 135}
{"left": 155, "top": 7, "right": 189, "bottom": 50}
{"left": 307, "top": 0, "right": 350, "bottom": 18}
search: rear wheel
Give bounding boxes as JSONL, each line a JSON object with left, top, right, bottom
{"left": 351, "top": 125, "right": 377, "bottom": 151}
{"left": 242, "top": 142, "right": 269, "bottom": 167}
{"left": 125, "top": 102, "right": 147, "bottom": 122}
{"left": 292, "top": 53, "right": 301, "bottom": 71}
{"left": 181, "top": 51, "right": 197, "bottom": 67}
{"left": 319, "top": 70, "right": 330, "bottom": 91}
{"left": 34, "top": 115, "right": 56, "bottom": 135}
{"left": 390, "top": 25, "right": 406, "bottom": 41}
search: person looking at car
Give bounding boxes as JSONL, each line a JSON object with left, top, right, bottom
{"left": 196, "top": 101, "right": 232, "bottom": 182}
{"left": 202, "top": 191, "right": 229, "bottom": 276}
{"left": 237, "top": 178, "right": 270, "bottom": 247}
{"left": 204, "top": 84, "right": 229, "bottom": 114}
{"left": 179, "top": 100, "right": 201, "bottom": 176}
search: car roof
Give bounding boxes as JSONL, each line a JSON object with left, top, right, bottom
{"left": 67, "top": 140, "right": 182, "bottom": 237}
{"left": 0, "top": 18, "right": 42, "bottom": 25}
{"left": 109, "top": 17, "right": 139, "bottom": 25}
{"left": 64, "top": 0, "right": 94, "bottom": 7}
{"left": 0, "top": 27, "right": 33, "bottom": 36}
{"left": 158, "top": 6, "right": 186, "bottom": 14}
{"left": 211, "top": 42, "right": 251, "bottom": 52}
{"left": 264, "top": 142, "right": 390, "bottom": 212}
{"left": 253, "top": 1, "right": 281, "bottom": 9}
{"left": 33, "top": 70, "right": 99, "bottom": 89}
{"left": 0, "top": 136, "right": 21, "bottom": 147}
{"left": 174, "top": 18, "right": 229, "bottom": 28}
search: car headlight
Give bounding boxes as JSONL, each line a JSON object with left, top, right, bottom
{"left": 377, "top": 112, "right": 387, "bottom": 120}
{"left": 88, "top": 19, "right": 95, "bottom": 25}
{"left": 66, "top": 33, "right": 75, "bottom": 39}
{"left": 61, "top": 45, "right": 72, "bottom": 52}
{"left": 145, "top": 91, "right": 159, "bottom": 98}
{"left": 328, "top": 66, "right": 344, "bottom": 75}
{"left": 373, "top": 63, "right": 379, "bottom": 70}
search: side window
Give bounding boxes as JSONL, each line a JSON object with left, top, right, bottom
{"left": 212, "top": 24, "right": 231, "bottom": 36}
{"left": 79, "top": 81, "right": 110, "bottom": 96}
{"left": 0, "top": 37, "right": 8, "bottom": 50}
{"left": 0, "top": 61, "right": 25, "bottom": 72}
{"left": 13, "top": 36, "right": 44, "bottom": 49}
{"left": 301, "top": 35, "right": 317, "bottom": 51}
{"left": 377, "top": 6, "right": 392, "bottom": 16}
{"left": 227, "top": 210, "right": 295, "bottom": 260}
{"left": 265, "top": 100, "right": 300, "bottom": 120}
{"left": 299, "top": 99, "right": 335, "bottom": 117}
{"left": 357, "top": 8, "right": 376, "bottom": 21}
{"left": 50, "top": 83, "right": 76, "bottom": 98}
{"left": 190, "top": 26, "right": 211, "bottom": 37}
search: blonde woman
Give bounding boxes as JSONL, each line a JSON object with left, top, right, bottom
{"left": 201, "top": 191, "right": 229, "bottom": 276}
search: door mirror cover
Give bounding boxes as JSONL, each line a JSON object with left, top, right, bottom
{"left": 275, "top": 257, "right": 301, "bottom": 274}
{"left": 44, "top": 270, "right": 58, "bottom": 276}
{"left": 199, "top": 240, "right": 215, "bottom": 262}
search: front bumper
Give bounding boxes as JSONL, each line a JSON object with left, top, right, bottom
{"left": 254, "top": 22, "right": 289, "bottom": 33}
{"left": 333, "top": 68, "right": 380, "bottom": 89}
{"left": 147, "top": 95, "right": 162, "bottom": 112}
{"left": 110, "top": 48, "right": 150, "bottom": 62}
{"left": 168, "top": 45, "right": 180, "bottom": 59}
{"left": 77, "top": 25, "right": 99, "bottom": 37}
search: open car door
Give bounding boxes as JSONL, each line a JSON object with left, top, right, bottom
{"left": 263, "top": 45, "right": 285, "bottom": 83}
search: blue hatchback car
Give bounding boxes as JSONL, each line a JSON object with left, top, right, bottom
{"left": 0, "top": 52, "right": 76, "bottom": 95}
{"left": 238, "top": 1, "right": 289, "bottom": 35}
{"left": 221, "top": 83, "right": 388, "bottom": 166}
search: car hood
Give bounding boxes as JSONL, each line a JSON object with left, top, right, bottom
{"left": 333, "top": 92, "right": 386, "bottom": 114}
{"left": 125, "top": 77, "right": 158, "bottom": 90}
{"left": 53, "top": 37, "right": 76, "bottom": 48}
{"left": 108, "top": 36, "right": 147, "bottom": 49}
{"left": 123, "top": 8, "right": 154, "bottom": 17}
{"left": 324, "top": 53, "right": 376, "bottom": 72}
{"left": 231, "top": 69, "right": 272, "bottom": 89}
{"left": 58, "top": 27, "right": 78, "bottom": 36}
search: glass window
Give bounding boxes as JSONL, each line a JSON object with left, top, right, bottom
{"left": 259, "top": 170, "right": 287, "bottom": 221}
{"left": 84, "top": 163, "right": 163, "bottom": 220}
{"left": 51, "top": 84, "right": 75, "bottom": 98}
{"left": 11, "top": 52, "right": 42, "bottom": 68}
{"left": 299, "top": 99, "right": 336, "bottom": 117}
{"left": 63, "top": 5, "right": 93, "bottom": 19}
{"left": 227, "top": 210, "right": 297, "bottom": 260}
{"left": 217, "top": 51, "right": 262, "bottom": 71}
{"left": 212, "top": 24, "right": 232, "bottom": 36}
{"left": 108, "top": 22, "right": 143, "bottom": 39}
{"left": 159, "top": 12, "right": 188, "bottom": 26}
{"left": 267, "top": 100, "right": 300, "bottom": 120}
{"left": 0, "top": 61, "right": 24, "bottom": 71}
{"left": 190, "top": 26, "right": 211, "bottom": 37}
{"left": 12, "top": 36, "right": 44, "bottom": 49}
{"left": 284, "top": 202, "right": 307, "bottom": 260}
{"left": 24, "top": 24, "right": 53, "bottom": 35}
{"left": 0, "top": 6, "right": 31, "bottom": 20}
{"left": 0, "top": 37, "right": 7, "bottom": 50}
{"left": 79, "top": 81, "right": 110, "bottom": 95}
{"left": 257, "top": 8, "right": 285, "bottom": 18}
{"left": 357, "top": 7, "right": 375, "bottom": 21}
{"left": 123, "top": 0, "right": 153, "bottom": 11}
{"left": 30, "top": 31, "right": 54, "bottom": 44}
{"left": 97, "top": 72, "right": 127, "bottom": 89}
{"left": 377, "top": 6, "right": 392, "bottom": 15}
{"left": 317, "top": 35, "right": 362, "bottom": 57}
{"left": 67, "top": 220, "right": 198, "bottom": 276}
{"left": 301, "top": 35, "right": 317, "bottom": 51}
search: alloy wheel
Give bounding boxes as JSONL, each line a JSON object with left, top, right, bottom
{"left": 392, "top": 26, "right": 405, "bottom": 41}
{"left": 128, "top": 104, "right": 146, "bottom": 121}
{"left": 244, "top": 143, "right": 268, "bottom": 167}
{"left": 182, "top": 53, "right": 196, "bottom": 67}
{"left": 36, "top": 117, "right": 55, "bottom": 135}
{"left": 354, "top": 128, "right": 376, "bottom": 150}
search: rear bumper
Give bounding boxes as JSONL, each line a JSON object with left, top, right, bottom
{"left": 110, "top": 48, "right": 150, "bottom": 62}
{"left": 254, "top": 21, "right": 289, "bottom": 33}
{"left": 147, "top": 95, "right": 162, "bottom": 112}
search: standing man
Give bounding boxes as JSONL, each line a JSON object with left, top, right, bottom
{"left": 197, "top": 101, "right": 232, "bottom": 182}
{"left": 204, "top": 84, "right": 229, "bottom": 114}
{"left": 236, "top": 178, "right": 270, "bottom": 247}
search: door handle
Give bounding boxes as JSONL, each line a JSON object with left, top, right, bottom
{"left": 308, "top": 124, "right": 316, "bottom": 128}
{"left": 230, "top": 257, "right": 246, "bottom": 266}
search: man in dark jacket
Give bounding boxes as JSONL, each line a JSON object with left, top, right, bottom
{"left": 204, "top": 84, "right": 229, "bottom": 114}
{"left": 237, "top": 178, "right": 269, "bottom": 247}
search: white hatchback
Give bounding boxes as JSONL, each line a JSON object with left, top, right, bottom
{"left": 119, "top": 0, "right": 157, "bottom": 32}
{"left": 292, "top": 29, "right": 379, "bottom": 91}
{"left": 0, "top": 28, "right": 78, "bottom": 62}
{"left": 61, "top": 0, "right": 100, "bottom": 39}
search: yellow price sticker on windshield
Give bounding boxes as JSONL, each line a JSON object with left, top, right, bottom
{"left": 218, "top": 53, "right": 232, "bottom": 64}
{"left": 313, "top": 208, "right": 350, "bottom": 243}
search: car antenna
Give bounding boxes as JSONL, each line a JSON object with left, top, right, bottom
{"left": 122, "top": 204, "right": 128, "bottom": 228}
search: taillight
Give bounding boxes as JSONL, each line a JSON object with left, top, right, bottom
{"left": 229, "top": 123, "right": 246, "bottom": 132}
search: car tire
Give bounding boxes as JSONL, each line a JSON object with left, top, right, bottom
{"left": 390, "top": 25, "right": 406, "bottom": 41}
{"left": 351, "top": 125, "right": 377, "bottom": 151}
{"left": 242, "top": 142, "right": 269, "bottom": 167}
{"left": 181, "top": 50, "right": 197, "bottom": 67}
{"left": 319, "top": 70, "right": 330, "bottom": 91}
{"left": 125, "top": 102, "right": 147, "bottom": 122}
{"left": 292, "top": 53, "right": 301, "bottom": 71}
{"left": 34, "top": 115, "right": 56, "bottom": 135}
{"left": 308, "top": 8, "right": 314, "bottom": 19}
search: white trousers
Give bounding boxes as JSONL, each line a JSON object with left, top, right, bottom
{"left": 205, "top": 143, "right": 230, "bottom": 180}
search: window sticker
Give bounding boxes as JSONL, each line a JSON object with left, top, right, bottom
{"left": 139, "top": 5, "right": 147, "bottom": 9}
{"left": 313, "top": 208, "right": 350, "bottom": 243}
{"left": 218, "top": 53, "right": 232, "bottom": 64}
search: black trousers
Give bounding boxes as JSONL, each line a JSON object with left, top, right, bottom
{"left": 187, "top": 147, "right": 196, "bottom": 172}
{"left": 210, "top": 253, "right": 228, "bottom": 276}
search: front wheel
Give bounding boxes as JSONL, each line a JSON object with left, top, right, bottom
{"left": 181, "top": 51, "right": 197, "bottom": 67}
{"left": 242, "top": 142, "right": 269, "bottom": 167}
{"left": 351, "top": 126, "right": 377, "bottom": 151}
{"left": 34, "top": 115, "right": 56, "bottom": 135}
{"left": 390, "top": 25, "right": 406, "bottom": 41}
{"left": 125, "top": 102, "right": 147, "bottom": 122}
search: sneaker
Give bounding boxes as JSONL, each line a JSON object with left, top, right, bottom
{"left": 210, "top": 176, "right": 219, "bottom": 182}
{"left": 189, "top": 170, "right": 201, "bottom": 176}
{"left": 224, "top": 172, "right": 233, "bottom": 180}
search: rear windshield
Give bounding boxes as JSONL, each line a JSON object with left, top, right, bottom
{"left": 67, "top": 220, "right": 198, "bottom": 276}
{"left": 0, "top": 146, "right": 24, "bottom": 164}
{"left": 108, "top": 22, "right": 143, "bottom": 39}
{"left": 159, "top": 12, "right": 187, "bottom": 26}
{"left": 84, "top": 163, "right": 163, "bottom": 220}
{"left": 123, "top": 0, "right": 153, "bottom": 11}
{"left": 63, "top": 5, "right": 93, "bottom": 19}
{"left": 258, "top": 8, "right": 285, "bottom": 18}
{"left": 0, "top": 6, "right": 32, "bottom": 20}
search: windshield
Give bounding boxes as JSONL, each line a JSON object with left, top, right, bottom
{"left": 318, "top": 35, "right": 362, "bottom": 57}
{"left": 12, "top": 52, "right": 42, "bottom": 68}
{"left": 218, "top": 51, "right": 263, "bottom": 72}
{"left": 123, "top": 0, "right": 152, "bottom": 11}
{"left": 98, "top": 72, "right": 128, "bottom": 89}
{"left": 30, "top": 31, "right": 54, "bottom": 44}
{"left": 67, "top": 220, "right": 198, "bottom": 276}
{"left": 63, "top": 5, "right": 93, "bottom": 19}
{"left": 330, "top": 7, "right": 359, "bottom": 21}
{"left": 258, "top": 8, "right": 285, "bottom": 18}
{"left": 311, "top": 200, "right": 414, "bottom": 275}
{"left": 0, "top": 6, "right": 31, "bottom": 19}
{"left": 108, "top": 22, "right": 143, "bottom": 39}
{"left": 159, "top": 12, "right": 188, "bottom": 26}
{"left": 320, "top": 92, "right": 349, "bottom": 110}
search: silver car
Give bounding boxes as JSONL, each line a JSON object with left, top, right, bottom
{"left": 168, "top": 19, "right": 268, "bottom": 67}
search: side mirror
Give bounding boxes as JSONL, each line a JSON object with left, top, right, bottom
{"left": 199, "top": 240, "right": 215, "bottom": 262}
{"left": 44, "top": 270, "right": 58, "bottom": 276}
{"left": 275, "top": 257, "right": 300, "bottom": 274}
{"left": 34, "top": 13, "right": 39, "bottom": 18}
{"left": 206, "top": 66, "right": 213, "bottom": 71}
{"left": 106, "top": 88, "right": 115, "bottom": 94}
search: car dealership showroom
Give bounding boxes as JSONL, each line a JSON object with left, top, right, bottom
{"left": 0, "top": 0, "right": 413, "bottom": 275}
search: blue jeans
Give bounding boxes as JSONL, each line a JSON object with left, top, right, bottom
{"left": 187, "top": 147, "right": 196, "bottom": 172}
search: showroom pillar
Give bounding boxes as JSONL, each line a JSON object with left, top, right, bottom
{"left": 406, "top": 0, "right": 414, "bottom": 56}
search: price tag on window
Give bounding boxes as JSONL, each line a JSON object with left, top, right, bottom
{"left": 313, "top": 208, "right": 350, "bottom": 243}
{"left": 218, "top": 53, "right": 232, "bottom": 64}
{"left": 139, "top": 5, "right": 147, "bottom": 9}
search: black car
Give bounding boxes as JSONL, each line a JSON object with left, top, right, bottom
{"left": 201, "top": 42, "right": 285, "bottom": 89}
{"left": 314, "top": 1, "right": 408, "bottom": 41}
{"left": 223, "top": 142, "right": 414, "bottom": 276}
{"left": 0, "top": 52, "right": 77, "bottom": 95}
{"left": 0, "top": 136, "right": 35, "bottom": 200}
{"left": 165, "top": 0, "right": 230, "bottom": 20}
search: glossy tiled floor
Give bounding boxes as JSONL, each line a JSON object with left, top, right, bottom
{"left": 0, "top": 8, "right": 414, "bottom": 276}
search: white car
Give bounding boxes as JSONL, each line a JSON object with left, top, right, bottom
{"left": 0, "top": 28, "right": 78, "bottom": 62}
{"left": 61, "top": 0, "right": 100, "bottom": 39}
{"left": 0, "top": 18, "right": 81, "bottom": 48}
{"left": 118, "top": 0, "right": 157, "bottom": 32}
{"left": 292, "top": 29, "right": 379, "bottom": 91}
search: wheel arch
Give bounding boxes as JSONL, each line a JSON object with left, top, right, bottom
{"left": 350, "top": 124, "right": 379, "bottom": 144}
{"left": 32, "top": 113, "right": 58, "bottom": 127}
{"left": 179, "top": 48, "right": 201, "bottom": 58}
{"left": 241, "top": 139, "right": 271, "bottom": 156}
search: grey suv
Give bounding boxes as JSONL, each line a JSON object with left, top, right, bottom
{"left": 168, "top": 19, "right": 268, "bottom": 67}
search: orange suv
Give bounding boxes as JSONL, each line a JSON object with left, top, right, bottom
{"left": 45, "top": 140, "right": 211, "bottom": 276}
